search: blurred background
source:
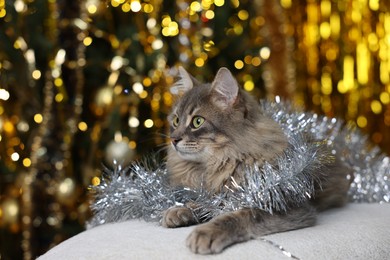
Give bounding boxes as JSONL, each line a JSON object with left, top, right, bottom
{"left": 0, "top": 0, "right": 389, "bottom": 259}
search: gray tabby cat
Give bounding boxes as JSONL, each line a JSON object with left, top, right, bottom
{"left": 162, "top": 67, "right": 351, "bottom": 254}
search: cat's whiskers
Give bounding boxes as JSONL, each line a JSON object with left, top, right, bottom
{"left": 155, "top": 132, "right": 171, "bottom": 140}
{"left": 201, "top": 146, "right": 238, "bottom": 168}
{"left": 155, "top": 143, "right": 169, "bottom": 155}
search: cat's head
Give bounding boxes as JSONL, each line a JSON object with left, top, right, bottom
{"left": 168, "top": 67, "right": 259, "bottom": 162}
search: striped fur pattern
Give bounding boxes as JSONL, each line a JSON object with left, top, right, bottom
{"left": 163, "top": 67, "right": 350, "bottom": 254}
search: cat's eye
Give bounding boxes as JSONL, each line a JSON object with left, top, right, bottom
{"left": 172, "top": 116, "right": 179, "bottom": 128}
{"left": 191, "top": 116, "right": 205, "bottom": 129}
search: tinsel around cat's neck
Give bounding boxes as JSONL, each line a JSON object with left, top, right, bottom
{"left": 87, "top": 99, "right": 390, "bottom": 229}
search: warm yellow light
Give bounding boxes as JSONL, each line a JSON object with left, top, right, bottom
{"left": 92, "top": 177, "right": 100, "bottom": 186}
{"left": 244, "top": 55, "right": 252, "bottom": 64}
{"left": 214, "top": 0, "right": 225, "bottom": 7}
{"left": 32, "top": 70, "right": 41, "bottom": 80}
{"left": 162, "top": 16, "right": 171, "bottom": 27}
{"left": 357, "top": 41, "right": 370, "bottom": 85}
{"left": 109, "top": 36, "right": 120, "bottom": 49}
{"left": 128, "top": 117, "right": 140, "bottom": 128}
{"left": 55, "top": 93, "right": 64, "bottom": 102}
{"left": 168, "top": 21, "right": 179, "bottom": 36}
{"left": 0, "top": 8, "right": 6, "bottom": 18}
{"left": 139, "top": 90, "right": 148, "bottom": 99}
{"left": 203, "top": 40, "right": 214, "bottom": 51}
{"left": 357, "top": 116, "right": 367, "bottom": 128}
{"left": 151, "top": 100, "right": 159, "bottom": 111}
{"left": 238, "top": 10, "right": 249, "bottom": 21}
{"left": 367, "top": 33, "right": 378, "bottom": 51}
{"left": 307, "top": 3, "right": 318, "bottom": 23}
{"left": 254, "top": 16, "right": 265, "bottom": 27}
{"left": 130, "top": 0, "right": 141, "bottom": 12}
{"left": 143, "top": 77, "right": 152, "bottom": 87}
{"left": 251, "top": 57, "right": 261, "bottom": 66}
{"left": 161, "top": 17, "right": 179, "bottom": 36}
{"left": 143, "top": 4, "right": 153, "bottom": 13}
{"left": 23, "top": 158, "right": 32, "bottom": 167}
{"left": 325, "top": 48, "right": 337, "bottom": 61}
{"left": 348, "top": 28, "right": 360, "bottom": 41}
{"left": 190, "top": 1, "right": 201, "bottom": 12}
{"left": 122, "top": 2, "right": 131, "bottom": 12}
{"left": 320, "top": 22, "right": 331, "bottom": 39}
{"left": 233, "top": 24, "right": 243, "bottom": 35}
{"left": 230, "top": 0, "right": 239, "bottom": 8}
{"left": 87, "top": 5, "right": 97, "bottom": 14}
{"left": 162, "top": 27, "right": 170, "bottom": 37}
{"left": 78, "top": 121, "right": 88, "bottom": 131}
{"left": 114, "top": 85, "right": 123, "bottom": 95}
{"left": 205, "top": 10, "right": 215, "bottom": 20}
{"left": 152, "top": 92, "right": 161, "bottom": 101}
{"left": 320, "top": 0, "right": 331, "bottom": 17}
{"left": 111, "top": 0, "right": 120, "bottom": 7}
{"left": 244, "top": 80, "right": 254, "bottom": 92}
{"left": 189, "top": 13, "right": 199, "bottom": 22}
{"left": 351, "top": 9, "right": 362, "bottom": 23}
{"left": 129, "top": 141, "right": 137, "bottom": 149}
{"left": 280, "top": 0, "right": 291, "bottom": 9}
{"left": 259, "top": 47, "right": 271, "bottom": 60}
{"left": 144, "top": 119, "right": 154, "bottom": 128}
{"left": 337, "top": 80, "right": 348, "bottom": 94}
{"left": 0, "top": 89, "right": 10, "bottom": 100}
{"left": 234, "top": 60, "right": 244, "bottom": 69}
{"left": 369, "top": 0, "right": 379, "bottom": 11}
{"left": 343, "top": 56, "right": 354, "bottom": 90}
{"left": 13, "top": 39, "right": 21, "bottom": 50}
{"left": 321, "top": 73, "right": 332, "bottom": 95}
{"left": 163, "top": 92, "right": 172, "bottom": 106}
{"left": 195, "top": 58, "right": 205, "bottom": 67}
{"left": 34, "top": 114, "right": 43, "bottom": 124}
{"left": 83, "top": 36, "right": 93, "bottom": 46}
{"left": 330, "top": 13, "right": 340, "bottom": 39}
{"left": 132, "top": 82, "right": 144, "bottom": 94}
{"left": 371, "top": 100, "right": 382, "bottom": 114}
{"left": 54, "top": 78, "right": 63, "bottom": 87}
{"left": 380, "top": 61, "right": 389, "bottom": 84}
{"left": 3, "top": 121, "right": 14, "bottom": 133}
{"left": 11, "top": 152, "right": 20, "bottom": 161}
{"left": 380, "top": 92, "right": 390, "bottom": 104}
{"left": 312, "top": 94, "right": 321, "bottom": 105}
{"left": 151, "top": 38, "right": 163, "bottom": 51}
{"left": 321, "top": 97, "right": 332, "bottom": 113}
{"left": 201, "top": 0, "right": 213, "bottom": 9}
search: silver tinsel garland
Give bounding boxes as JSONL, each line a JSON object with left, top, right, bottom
{"left": 87, "top": 99, "right": 390, "bottom": 228}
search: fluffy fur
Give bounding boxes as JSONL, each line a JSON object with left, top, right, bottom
{"left": 162, "top": 67, "right": 350, "bottom": 254}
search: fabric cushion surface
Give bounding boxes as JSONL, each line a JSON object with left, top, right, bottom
{"left": 38, "top": 203, "right": 390, "bottom": 260}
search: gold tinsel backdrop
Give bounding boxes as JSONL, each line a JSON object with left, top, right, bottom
{"left": 0, "top": 0, "right": 389, "bottom": 259}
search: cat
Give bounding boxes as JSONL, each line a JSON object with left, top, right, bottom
{"left": 162, "top": 67, "right": 351, "bottom": 254}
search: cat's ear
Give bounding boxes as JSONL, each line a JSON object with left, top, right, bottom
{"left": 211, "top": 67, "right": 239, "bottom": 109}
{"left": 170, "top": 66, "right": 194, "bottom": 95}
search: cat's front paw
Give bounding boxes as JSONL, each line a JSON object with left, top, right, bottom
{"left": 186, "top": 223, "right": 233, "bottom": 254}
{"left": 161, "top": 206, "right": 196, "bottom": 228}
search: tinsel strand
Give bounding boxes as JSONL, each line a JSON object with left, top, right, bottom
{"left": 260, "top": 238, "right": 300, "bottom": 260}
{"left": 85, "top": 99, "right": 390, "bottom": 228}
{"left": 261, "top": 99, "right": 390, "bottom": 203}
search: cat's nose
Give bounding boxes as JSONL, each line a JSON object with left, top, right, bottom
{"left": 171, "top": 138, "right": 182, "bottom": 147}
